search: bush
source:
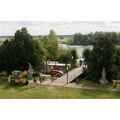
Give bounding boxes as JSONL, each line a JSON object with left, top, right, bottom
{"left": 82, "top": 48, "right": 92, "bottom": 63}
{"left": 33, "top": 72, "right": 40, "bottom": 77}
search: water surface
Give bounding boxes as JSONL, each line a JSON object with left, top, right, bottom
{"left": 59, "top": 44, "right": 93, "bottom": 58}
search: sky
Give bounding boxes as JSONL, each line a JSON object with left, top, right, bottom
{"left": 1, "top": 21, "right": 120, "bottom": 35}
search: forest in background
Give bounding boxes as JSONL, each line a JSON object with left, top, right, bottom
{"left": 67, "top": 32, "right": 120, "bottom": 45}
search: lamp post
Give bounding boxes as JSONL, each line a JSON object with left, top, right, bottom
{"left": 66, "top": 66, "right": 69, "bottom": 84}
{"left": 51, "top": 66, "right": 54, "bottom": 82}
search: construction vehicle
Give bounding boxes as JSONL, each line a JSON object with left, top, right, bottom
{"left": 8, "top": 70, "right": 29, "bottom": 86}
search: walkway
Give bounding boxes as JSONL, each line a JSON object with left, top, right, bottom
{"left": 50, "top": 66, "right": 83, "bottom": 86}
{"left": 29, "top": 80, "right": 120, "bottom": 92}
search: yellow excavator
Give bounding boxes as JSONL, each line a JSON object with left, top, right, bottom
{"left": 8, "top": 70, "right": 29, "bottom": 86}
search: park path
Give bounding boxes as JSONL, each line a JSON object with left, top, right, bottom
{"left": 65, "top": 83, "right": 107, "bottom": 91}
{"left": 50, "top": 66, "right": 83, "bottom": 86}
{"left": 29, "top": 80, "right": 119, "bottom": 92}
{"left": 29, "top": 66, "right": 83, "bottom": 86}
{"left": 29, "top": 66, "right": 120, "bottom": 92}
{"left": 65, "top": 83, "right": 120, "bottom": 92}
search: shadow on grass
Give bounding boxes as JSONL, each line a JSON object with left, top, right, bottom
{"left": 0, "top": 80, "right": 31, "bottom": 92}
{"left": 78, "top": 87, "right": 120, "bottom": 99}
{"left": 0, "top": 80, "right": 13, "bottom": 89}
{"left": 0, "top": 79, "right": 43, "bottom": 92}
{"left": 79, "top": 80, "right": 113, "bottom": 89}
{"left": 111, "top": 92, "right": 120, "bottom": 99}
{"left": 77, "top": 88, "right": 110, "bottom": 99}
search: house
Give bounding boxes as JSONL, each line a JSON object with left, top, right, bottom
{"left": 42, "top": 61, "right": 70, "bottom": 73}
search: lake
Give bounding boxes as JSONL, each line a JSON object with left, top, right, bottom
{"left": 59, "top": 44, "right": 93, "bottom": 58}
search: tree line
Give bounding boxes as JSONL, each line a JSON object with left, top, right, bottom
{"left": 0, "top": 28, "right": 78, "bottom": 73}
{"left": 67, "top": 31, "right": 120, "bottom": 45}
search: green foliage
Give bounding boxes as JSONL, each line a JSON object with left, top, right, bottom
{"left": 68, "top": 33, "right": 93, "bottom": 45}
{"left": 69, "top": 48, "right": 79, "bottom": 68}
{"left": 111, "top": 64, "right": 120, "bottom": 79}
{"left": 0, "top": 28, "right": 45, "bottom": 73}
{"left": 58, "top": 49, "right": 72, "bottom": 65}
{"left": 31, "top": 39, "right": 46, "bottom": 71}
{"left": 114, "top": 46, "right": 120, "bottom": 65}
{"left": 67, "top": 37, "right": 74, "bottom": 45}
{"left": 82, "top": 48, "right": 92, "bottom": 62}
{"left": 58, "top": 38, "right": 68, "bottom": 44}
{"left": 58, "top": 48, "right": 78, "bottom": 68}
{"left": 41, "top": 29, "right": 60, "bottom": 61}
{"left": 68, "top": 32, "right": 120, "bottom": 45}
{"left": 33, "top": 72, "right": 40, "bottom": 76}
{"left": 87, "top": 36, "right": 115, "bottom": 82}
{"left": 0, "top": 80, "right": 120, "bottom": 99}
{"left": 111, "top": 46, "right": 120, "bottom": 79}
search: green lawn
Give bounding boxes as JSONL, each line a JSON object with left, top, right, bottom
{"left": 78, "top": 80, "right": 113, "bottom": 88}
{"left": 0, "top": 80, "right": 120, "bottom": 99}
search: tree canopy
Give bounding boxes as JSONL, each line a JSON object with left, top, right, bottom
{"left": 70, "top": 48, "right": 79, "bottom": 68}
{"left": 0, "top": 28, "right": 45, "bottom": 73}
{"left": 58, "top": 48, "right": 78, "bottom": 68}
{"left": 87, "top": 36, "right": 115, "bottom": 82}
{"left": 68, "top": 32, "right": 120, "bottom": 45}
{"left": 41, "top": 29, "right": 60, "bottom": 61}
{"left": 58, "top": 49, "right": 72, "bottom": 65}
{"left": 82, "top": 48, "right": 92, "bottom": 63}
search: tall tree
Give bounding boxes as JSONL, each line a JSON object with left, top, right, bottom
{"left": 41, "top": 29, "right": 60, "bottom": 72}
{"left": 82, "top": 48, "right": 92, "bottom": 64}
{"left": 31, "top": 39, "right": 46, "bottom": 71}
{"left": 58, "top": 50, "right": 72, "bottom": 67}
{"left": 88, "top": 36, "right": 115, "bottom": 82}
{"left": 0, "top": 28, "right": 45, "bottom": 73}
{"left": 70, "top": 48, "right": 79, "bottom": 68}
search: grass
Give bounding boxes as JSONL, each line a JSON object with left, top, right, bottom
{"left": 0, "top": 80, "right": 120, "bottom": 99}
{"left": 78, "top": 80, "right": 113, "bottom": 88}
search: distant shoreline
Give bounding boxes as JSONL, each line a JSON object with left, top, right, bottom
{"left": 0, "top": 35, "right": 73, "bottom": 39}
